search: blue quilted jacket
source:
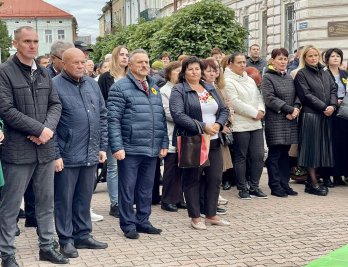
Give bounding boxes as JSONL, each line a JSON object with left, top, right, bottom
{"left": 107, "top": 71, "right": 168, "bottom": 157}
{"left": 53, "top": 71, "right": 108, "bottom": 167}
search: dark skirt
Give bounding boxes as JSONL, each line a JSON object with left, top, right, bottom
{"left": 298, "top": 113, "right": 334, "bottom": 168}
{"left": 329, "top": 114, "right": 348, "bottom": 176}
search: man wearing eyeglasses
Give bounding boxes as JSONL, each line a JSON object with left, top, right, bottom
{"left": 0, "top": 26, "right": 68, "bottom": 266}
{"left": 47, "top": 40, "right": 74, "bottom": 78}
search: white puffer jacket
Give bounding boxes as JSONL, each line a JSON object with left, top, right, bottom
{"left": 224, "top": 67, "right": 265, "bottom": 132}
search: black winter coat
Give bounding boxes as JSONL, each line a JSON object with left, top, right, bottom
{"left": 261, "top": 68, "right": 300, "bottom": 146}
{"left": 169, "top": 81, "right": 229, "bottom": 147}
{"left": 98, "top": 71, "right": 114, "bottom": 101}
{"left": 0, "top": 54, "right": 62, "bottom": 164}
{"left": 294, "top": 63, "right": 337, "bottom": 113}
{"left": 327, "top": 69, "right": 348, "bottom": 99}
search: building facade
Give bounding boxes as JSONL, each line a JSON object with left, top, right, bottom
{"left": 0, "top": 0, "right": 77, "bottom": 56}
{"left": 221, "top": 0, "right": 348, "bottom": 59}
{"left": 76, "top": 35, "right": 92, "bottom": 45}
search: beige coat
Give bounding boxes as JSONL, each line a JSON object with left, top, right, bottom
{"left": 216, "top": 86, "right": 233, "bottom": 172}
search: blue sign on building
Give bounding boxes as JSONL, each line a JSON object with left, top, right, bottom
{"left": 299, "top": 22, "right": 308, "bottom": 30}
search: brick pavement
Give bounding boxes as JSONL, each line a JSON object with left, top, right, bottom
{"left": 13, "top": 169, "right": 348, "bottom": 266}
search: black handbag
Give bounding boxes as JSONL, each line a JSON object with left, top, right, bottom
{"left": 177, "top": 120, "right": 210, "bottom": 168}
{"left": 336, "top": 96, "right": 348, "bottom": 120}
{"left": 221, "top": 131, "right": 233, "bottom": 146}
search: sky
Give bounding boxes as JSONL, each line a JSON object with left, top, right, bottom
{"left": 44, "top": 0, "right": 106, "bottom": 43}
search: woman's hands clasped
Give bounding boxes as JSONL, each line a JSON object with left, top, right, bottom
{"left": 204, "top": 123, "right": 220, "bottom": 136}
{"left": 286, "top": 108, "right": 300, "bottom": 120}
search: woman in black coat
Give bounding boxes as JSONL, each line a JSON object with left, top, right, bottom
{"left": 294, "top": 45, "right": 337, "bottom": 196}
{"left": 262, "top": 48, "right": 300, "bottom": 197}
{"left": 322, "top": 48, "right": 348, "bottom": 186}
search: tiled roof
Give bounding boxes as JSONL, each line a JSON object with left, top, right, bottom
{"left": 0, "top": 0, "right": 73, "bottom": 19}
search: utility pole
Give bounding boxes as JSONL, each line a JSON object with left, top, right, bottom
{"left": 174, "top": 0, "right": 178, "bottom": 12}
{"left": 137, "top": 0, "right": 140, "bottom": 22}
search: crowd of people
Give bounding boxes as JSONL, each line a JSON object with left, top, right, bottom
{"left": 0, "top": 25, "right": 348, "bottom": 266}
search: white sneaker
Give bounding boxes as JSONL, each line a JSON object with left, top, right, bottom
{"left": 90, "top": 209, "right": 103, "bottom": 222}
{"left": 218, "top": 195, "right": 228, "bottom": 205}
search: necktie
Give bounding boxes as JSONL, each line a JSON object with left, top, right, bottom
{"left": 140, "top": 80, "right": 149, "bottom": 95}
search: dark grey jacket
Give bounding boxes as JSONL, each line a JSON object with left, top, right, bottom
{"left": 0, "top": 54, "right": 62, "bottom": 164}
{"left": 246, "top": 57, "right": 267, "bottom": 75}
{"left": 261, "top": 68, "right": 300, "bottom": 146}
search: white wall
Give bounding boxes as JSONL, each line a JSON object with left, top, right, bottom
{"left": 6, "top": 18, "right": 74, "bottom": 56}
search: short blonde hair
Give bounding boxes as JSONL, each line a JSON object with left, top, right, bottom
{"left": 299, "top": 45, "right": 321, "bottom": 69}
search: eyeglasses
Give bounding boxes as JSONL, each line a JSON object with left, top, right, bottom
{"left": 53, "top": 54, "right": 62, "bottom": 60}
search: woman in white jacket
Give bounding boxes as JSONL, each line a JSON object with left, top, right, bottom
{"left": 225, "top": 52, "right": 267, "bottom": 200}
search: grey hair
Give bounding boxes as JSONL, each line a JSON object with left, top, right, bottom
{"left": 129, "top": 49, "right": 148, "bottom": 62}
{"left": 50, "top": 41, "right": 74, "bottom": 58}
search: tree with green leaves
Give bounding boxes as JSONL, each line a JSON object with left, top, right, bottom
{"left": 91, "top": 0, "right": 248, "bottom": 62}
{"left": 0, "top": 20, "right": 11, "bottom": 62}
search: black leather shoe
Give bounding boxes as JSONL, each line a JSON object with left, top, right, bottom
{"left": 125, "top": 230, "right": 139, "bottom": 239}
{"left": 271, "top": 190, "right": 288, "bottom": 197}
{"left": 60, "top": 243, "right": 78, "bottom": 258}
{"left": 222, "top": 181, "right": 232, "bottom": 190}
{"left": 161, "top": 203, "right": 178, "bottom": 212}
{"left": 333, "top": 176, "right": 346, "bottom": 186}
{"left": 1, "top": 256, "right": 19, "bottom": 267}
{"left": 305, "top": 183, "right": 328, "bottom": 196}
{"left": 39, "top": 247, "right": 69, "bottom": 264}
{"left": 25, "top": 218, "right": 38, "bottom": 228}
{"left": 74, "top": 237, "right": 108, "bottom": 249}
{"left": 136, "top": 225, "right": 162, "bottom": 234}
{"left": 284, "top": 188, "right": 298, "bottom": 196}
{"left": 176, "top": 202, "right": 187, "bottom": 209}
{"left": 109, "top": 203, "right": 120, "bottom": 218}
{"left": 323, "top": 177, "right": 335, "bottom": 188}
{"left": 15, "top": 225, "right": 20, "bottom": 237}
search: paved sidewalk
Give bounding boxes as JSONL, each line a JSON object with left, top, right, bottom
{"left": 14, "top": 169, "right": 348, "bottom": 266}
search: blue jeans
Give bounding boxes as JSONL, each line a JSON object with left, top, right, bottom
{"left": 107, "top": 148, "right": 118, "bottom": 206}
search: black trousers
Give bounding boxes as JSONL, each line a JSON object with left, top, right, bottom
{"left": 152, "top": 158, "right": 161, "bottom": 204}
{"left": 232, "top": 129, "right": 264, "bottom": 191}
{"left": 182, "top": 139, "right": 222, "bottom": 218}
{"left": 162, "top": 153, "right": 183, "bottom": 205}
{"left": 54, "top": 165, "right": 96, "bottom": 245}
{"left": 265, "top": 145, "right": 291, "bottom": 192}
{"left": 24, "top": 179, "right": 36, "bottom": 222}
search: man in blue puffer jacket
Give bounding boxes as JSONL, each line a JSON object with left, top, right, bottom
{"left": 53, "top": 48, "right": 108, "bottom": 257}
{"left": 108, "top": 49, "right": 168, "bottom": 239}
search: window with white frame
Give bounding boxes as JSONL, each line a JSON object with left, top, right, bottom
{"left": 45, "top": 30, "right": 53, "bottom": 43}
{"left": 57, "top": 30, "right": 65, "bottom": 40}
{"left": 284, "top": 3, "right": 295, "bottom": 54}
